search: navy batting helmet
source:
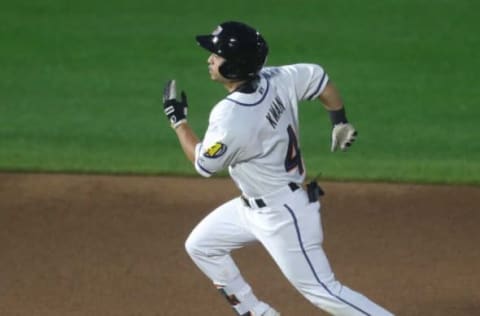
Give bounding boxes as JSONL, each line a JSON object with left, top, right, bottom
{"left": 196, "top": 21, "right": 269, "bottom": 80}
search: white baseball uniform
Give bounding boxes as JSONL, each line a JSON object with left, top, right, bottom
{"left": 185, "top": 63, "right": 394, "bottom": 316}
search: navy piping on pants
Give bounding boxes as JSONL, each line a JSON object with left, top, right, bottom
{"left": 283, "top": 204, "right": 371, "bottom": 316}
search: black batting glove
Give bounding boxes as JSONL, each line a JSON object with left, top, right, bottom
{"left": 163, "top": 79, "right": 188, "bottom": 129}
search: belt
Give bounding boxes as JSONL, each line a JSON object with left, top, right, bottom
{"left": 241, "top": 182, "right": 300, "bottom": 208}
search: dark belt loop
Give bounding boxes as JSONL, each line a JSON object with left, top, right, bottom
{"left": 241, "top": 196, "right": 266, "bottom": 208}
{"left": 288, "top": 182, "right": 300, "bottom": 191}
{"left": 243, "top": 183, "right": 300, "bottom": 209}
{"left": 241, "top": 196, "right": 251, "bottom": 207}
{"left": 255, "top": 199, "right": 266, "bottom": 208}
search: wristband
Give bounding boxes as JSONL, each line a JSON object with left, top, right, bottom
{"left": 172, "top": 119, "right": 187, "bottom": 129}
{"left": 329, "top": 108, "right": 348, "bottom": 125}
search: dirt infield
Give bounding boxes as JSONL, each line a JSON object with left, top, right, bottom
{"left": 0, "top": 172, "right": 479, "bottom": 316}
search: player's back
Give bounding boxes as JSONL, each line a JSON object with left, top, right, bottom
{"left": 219, "top": 68, "right": 305, "bottom": 196}
{"left": 197, "top": 64, "right": 328, "bottom": 197}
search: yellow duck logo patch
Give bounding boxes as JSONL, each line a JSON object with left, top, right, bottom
{"left": 203, "top": 142, "right": 227, "bottom": 158}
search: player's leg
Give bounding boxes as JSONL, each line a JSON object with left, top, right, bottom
{"left": 185, "top": 197, "right": 275, "bottom": 315}
{"left": 250, "top": 190, "right": 394, "bottom": 316}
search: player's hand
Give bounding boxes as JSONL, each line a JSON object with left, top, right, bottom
{"left": 331, "top": 123, "right": 357, "bottom": 152}
{"left": 163, "top": 79, "right": 188, "bottom": 129}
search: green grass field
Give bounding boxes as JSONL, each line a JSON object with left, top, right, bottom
{"left": 1, "top": 0, "right": 479, "bottom": 184}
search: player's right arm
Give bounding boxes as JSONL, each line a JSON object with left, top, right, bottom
{"left": 272, "top": 64, "right": 357, "bottom": 151}
{"left": 318, "top": 81, "right": 343, "bottom": 111}
{"left": 317, "top": 81, "right": 358, "bottom": 151}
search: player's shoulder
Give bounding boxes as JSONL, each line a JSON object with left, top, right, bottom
{"left": 262, "top": 63, "right": 325, "bottom": 78}
{"left": 209, "top": 97, "right": 249, "bottom": 126}
{"left": 222, "top": 77, "right": 271, "bottom": 108}
{"left": 207, "top": 100, "right": 251, "bottom": 143}
{"left": 210, "top": 99, "right": 234, "bottom": 122}
{"left": 208, "top": 93, "right": 262, "bottom": 135}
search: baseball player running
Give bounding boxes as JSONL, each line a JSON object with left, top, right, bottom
{"left": 162, "top": 21, "right": 394, "bottom": 316}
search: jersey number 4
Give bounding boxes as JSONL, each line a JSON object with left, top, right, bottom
{"left": 285, "top": 125, "right": 304, "bottom": 175}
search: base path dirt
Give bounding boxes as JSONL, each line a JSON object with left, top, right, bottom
{"left": 0, "top": 172, "right": 479, "bottom": 316}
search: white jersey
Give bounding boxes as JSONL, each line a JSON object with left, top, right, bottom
{"left": 194, "top": 63, "right": 329, "bottom": 197}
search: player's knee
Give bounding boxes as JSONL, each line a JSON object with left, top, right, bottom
{"left": 184, "top": 234, "right": 198, "bottom": 257}
{"left": 185, "top": 233, "right": 228, "bottom": 261}
{"left": 184, "top": 233, "right": 208, "bottom": 259}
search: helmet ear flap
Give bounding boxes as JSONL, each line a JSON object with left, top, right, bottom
{"left": 219, "top": 60, "right": 241, "bottom": 80}
{"left": 219, "top": 58, "right": 263, "bottom": 80}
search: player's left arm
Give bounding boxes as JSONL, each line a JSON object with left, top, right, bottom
{"left": 174, "top": 123, "right": 199, "bottom": 164}
{"left": 318, "top": 81, "right": 358, "bottom": 152}
{"left": 162, "top": 79, "right": 199, "bottom": 164}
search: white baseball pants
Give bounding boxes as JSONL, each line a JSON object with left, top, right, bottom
{"left": 185, "top": 186, "right": 394, "bottom": 316}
